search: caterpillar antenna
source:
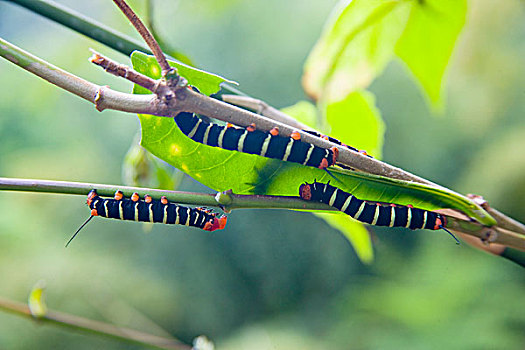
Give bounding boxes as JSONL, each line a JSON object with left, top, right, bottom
{"left": 66, "top": 215, "right": 94, "bottom": 248}
{"left": 440, "top": 225, "right": 460, "bottom": 245}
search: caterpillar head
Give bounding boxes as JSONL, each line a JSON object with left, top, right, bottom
{"left": 87, "top": 190, "right": 99, "bottom": 206}
{"left": 299, "top": 183, "right": 312, "bottom": 201}
{"left": 434, "top": 214, "right": 447, "bottom": 230}
{"left": 203, "top": 215, "right": 228, "bottom": 231}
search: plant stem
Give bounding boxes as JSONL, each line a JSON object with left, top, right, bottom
{"left": 111, "top": 0, "right": 172, "bottom": 77}
{"left": 0, "top": 37, "right": 165, "bottom": 115}
{"left": 0, "top": 177, "right": 336, "bottom": 211}
{"left": 0, "top": 296, "right": 190, "bottom": 350}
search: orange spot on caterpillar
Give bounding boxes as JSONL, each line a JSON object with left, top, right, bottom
{"left": 407, "top": 204, "right": 414, "bottom": 208}
{"left": 160, "top": 196, "right": 168, "bottom": 205}
{"left": 291, "top": 131, "right": 301, "bottom": 140}
{"left": 247, "top": 123, "right": 256, "bottom": 132}
{"left": 270, "top": 127, "right": 279, "bottom": 136}
{"left": 114, "top": 190, "right": 123, "bottom": 201}
{"left": 318, "top": 158, "right": 329, "bottom": 169}
{"left": 359, "top": 150, "right": 368, "bottom": 156}
{"left": 144, "top": 194, "right": 152, "bottom": 203}
{"left": 226, "top": 123, "right": 234, "bottom": 128}
{"left": 330, "top": 147, "right": 339, "bottom": 165}
{"left": 90, "top": 209, "right": 99, "bottom": 216}
{"left": 218, "top": 216, "right": 227, "bottom": 230}
{"left": 322, "top": 135, "right": 329, "bottom": 141}
{"left": 131, "top": 192, "right": 140, "bottom": 202}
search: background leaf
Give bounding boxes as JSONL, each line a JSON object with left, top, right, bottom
{"left": 322, "top": 90, "right": 384, "bottom": 158}
{"left": 302, "top": 0, "right": 410, "bottom": 101}
{"left": 395, "top": 0, "right": 467, "bottom": 109}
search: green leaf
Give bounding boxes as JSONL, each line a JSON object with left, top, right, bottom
{"left": 131, "top": 52, "right": 495, "bottom": 225}
{"left": 316, "top": 212, "right": 374, "bottom": 264}
{"left": 322, "top": 90, "right": 384, "bottom": 159}
{"left": 122, "top": 138, "right": 184, "bottom": 190}
{"left": 303, "top": 0, "right": 410, "bottom": 101}
{"left": 130, "top": 51, "right": 235, "bottom": 96}
{"left": 281, "top": 100, "right": 374, "bottom": 261}
{"left": 395, "top": 0, "right": 467, "bottom": 109}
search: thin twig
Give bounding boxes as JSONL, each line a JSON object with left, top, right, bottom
{"left": 89, "top": 49, "right": 158, "bottom": 92}
{"left": 0, "top": 296, "right": 190, "bottom": 350}
{"left": 112, "top": 0, "right": 173, "bottom": 78}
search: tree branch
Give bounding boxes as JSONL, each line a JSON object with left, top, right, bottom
{"left": 0, "top": 296, "right": 190, "bottom": 350}
{"left": 0, "top": 37, "right": 168, "bottom": 115}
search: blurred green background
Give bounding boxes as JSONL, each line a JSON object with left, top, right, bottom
{"left": 0, "top": 0, "right": 524, "bottom": 349}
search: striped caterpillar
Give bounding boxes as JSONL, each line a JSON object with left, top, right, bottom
{"left": 174, "top": 112, "right": 338, "bottom": 169}
{"left": 67, "top": 190, "right": 227, "bottom": 246}
{"left": 299, "top": 181, "right": 458, "bottom": 243}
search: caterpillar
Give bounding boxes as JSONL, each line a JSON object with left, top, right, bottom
{"left": 299, "top": 181, "right": 459, "bottom": 243}
{"left": 174, "top": 112, "right": 339, "bottom": 169}
{"left": 67, "top": 190, "right": 227, "bottom": 246}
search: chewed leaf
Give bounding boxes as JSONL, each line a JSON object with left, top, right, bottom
{"left": 316, "top": 212, "right": 373, "bottom": 264}
{"left": 395, "top": 0, "right": 467, "bottom": 109}
{"left": 303, "top": 0, "right": 410, "bottom": 101}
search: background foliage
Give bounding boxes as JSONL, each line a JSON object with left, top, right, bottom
{"left": 0, "top": 0, "right": 524, "bottom": 349}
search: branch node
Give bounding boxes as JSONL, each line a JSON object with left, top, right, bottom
{"left": 481, "top": 229, "right": 499, "bottom": 245}
{"left": 94, "top": 85, "right": 109, "bottom": 112}
{"left": 215, "top": 190, "right": 234, "bottom": 211}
